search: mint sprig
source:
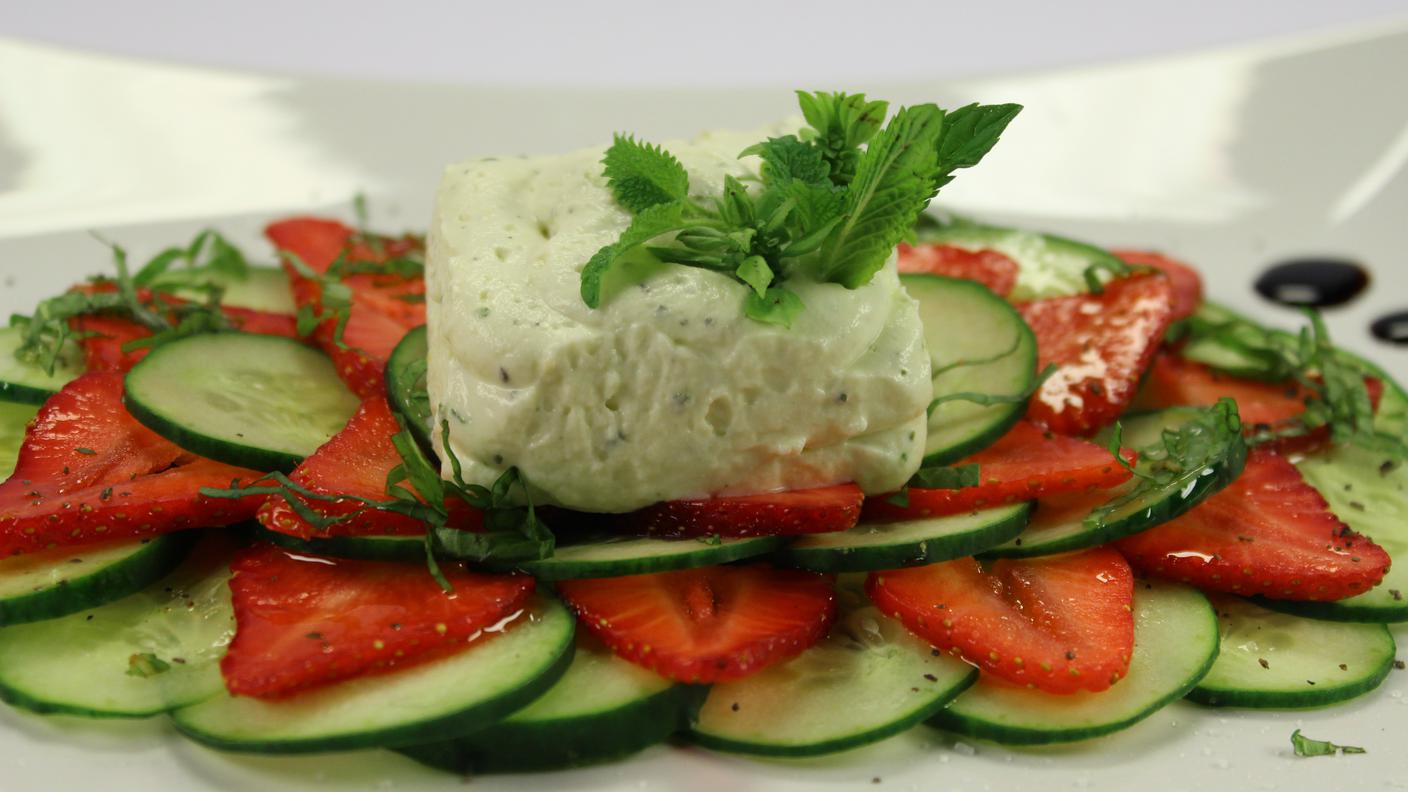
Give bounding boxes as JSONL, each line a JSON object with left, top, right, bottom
{"left": 579, "top": 91, "right": 1021, "bottom": 326}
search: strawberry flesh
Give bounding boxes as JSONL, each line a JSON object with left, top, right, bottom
{"left": 1019, "top": 274, "right": 1175, "bottom": 435}
{"left": 1112, "top": 249, "right": 1203, "bottom": 321}
{"left": 557, "top": 565, "right": 836, "bottom": 683}
{"left": 1116, "top": 448, "right": 1390, "bottom": 601}
{"left": 0, "top": 372, "right": 262, "bottom": 554}
{"left": 615, "top": 483, "right": 864, "bottom": 539}
{"left": 896, "top": 243, "right": 1019, "bottom": 297}
{"left": 221, "top": 543, "right": 534, "bottom": 698}
{"left": 863, "top": 422, "right": 1135, "bottom": 522}
{"left": 258, "top": 395, "right": 481, "bottom": 539}
{"left": 867, "top": 546, "right": 1135, "bottom": 694}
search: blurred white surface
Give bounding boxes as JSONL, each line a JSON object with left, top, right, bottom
{"left": 2, "top": 0, "right": 1407, "bottom": 85}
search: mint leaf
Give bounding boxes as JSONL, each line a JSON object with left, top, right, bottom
{"left": 1291, "top": 729, "right": 1366, "bottom": 757}
{"left": 797, "top": 91, "right": 889, "bottom": 185}
{"left": 602, "top": 135, "right": 690, "bottom": 213}
{"left": 742, "top": 135, "right": 831, "bottom": 186}
{"left": 934, "top": 103, "right": 1022, "bottom": 188}
{"left": 580, "top": 202, "right": 688, "bottom": 308}
{"left": 744, "top": 287, "right": 805, "bottom": 328}
{"left": 819, "top": 104, "right": 946, "bottom": 288}
{"left": 735, "top": 256, "right": 773, "bottom": 297}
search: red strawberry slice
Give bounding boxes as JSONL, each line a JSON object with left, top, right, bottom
{"left": 0, "top": 372, "right": 262, "bottom": 554}
{"left": 258, "top": 396, "right": 482, "bottom": 539}
{"left": 863, "top": 422, "right": 1135, "bottom": 522}
{"left": 1112, "top": 249, "right": 1203, "bottom": 321}
{"left": 614, "top": 483, "right": 864, "bottom": 539}
{"left": 1139, "top": 353, "right": 1384, "bottom": 453}
{"left": 265, "top": 217, "right": 425, "bottom": 398}
{"left": 1115, "top": 448, "right": 1391, "bottom": 601}
{"left": 897, "top": 243, "right": 1019, "bottom": 297}
{"left": 557, "top": 565, "right": 836, "bottom": 683}
{"left": 867, "top": 547, "right": 1135, "bottom": 693}
{"left": 221, "top": 543, "right": 534, "bottom": 698}
{"left": 1019, "top": 274, "right": 1175, "bottom": 435}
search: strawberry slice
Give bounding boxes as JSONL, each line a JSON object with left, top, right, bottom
{"left": 1019, "top": 274, "right": 1175, "bottom": 435}
{"left": 0, "top": 372, "right": 262, "bottom": 554}
{"left": 221, "top": 543, "right": 534, "bottom": 698}
{"left": 1112, "top": 249, "right": 1203, "bottom": 321}
{"left": 867, "top": 547, "right": 1135, "bottom": 694}
{"left": 1139, "top": 353, "right": 1384, "bottom": 452}
{"left": 258, "top": 395, "right": 481, "bottom": 539}
{"left": 863, "top": 422, "right": 1135, "bottom": 522}
{"left": 1115, "top": 448, "right": 1390, "bottom": 601}
{"left": 265, "top": 217, "right": 425, "bottom": 398}
{"left": 557, "top": 565, "right": 836, "bottom": 683}
{"left": 896, "top": 243, "right": 1019, "bottom": 297}
{"left": 614, "top": 483, "right": 864, "bottom": 539}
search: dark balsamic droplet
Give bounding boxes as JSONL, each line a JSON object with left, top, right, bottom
{"left": 1254, "top": 258, "right": 1369, "bottom": 308}
{"left": 1370, "top": 312, "right": 1408, "bottom": 346}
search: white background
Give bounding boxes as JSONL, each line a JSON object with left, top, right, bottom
{"left": 3, "top": 0, "right": 1407, "bottom": 85}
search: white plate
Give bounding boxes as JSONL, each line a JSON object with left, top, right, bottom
{"left": 1, "top": 27, "right": 1406, "bottom": 792}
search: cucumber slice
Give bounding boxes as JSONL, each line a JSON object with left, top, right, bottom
{"left": 400, "top": 634, "right": 698, "bottom": 773}
{"left": 260, "top": 528, "right": 425, "bottom": 562}
{"left": 124, "top": 333, "right": 360, "bottom": 473}
{"left": 918, "top": 223, "right": 1126, "bottom": 301}
{"left": 0, "top": 536, "right": 234, "bottom": 717}
{"left": 385, "top": 324, "right": 431, "bottom": 448}
{"left": 171, "top": 592, "right": 575, "bottom": 753}
{"left": 904, "top": 274, "right": 1037, "bottom": 466}
{"left": 929, "top": 581, "right": 1218, "bottom": 745}
{"left": 982, "top": 408, "right": 1246, "bottom": 558}
{"left": 1262, "top": 443, "right": 1408, "bottom": 623}
{"left": 776, "top": 505, "right": 1028, "bottom": 573}
{"left": 517, "top": 533, "right": 786, "bottom": 581}
{"left": 691, "top": 579, "right": 976, "bottom": 756}
{"left": 0, "top": 327, "right": 82, "bottom": 406}
{"left": 164, "top": 265, "right": 297, "bottom": 315}
{"left": 0, "top": 534, "right": 194, "bottom": 627}
{"left": 1188, "top": 596, "right": 1395, "bottom": 708}
{"left": 1, "top": 400, "right": 36, "bottom": 477}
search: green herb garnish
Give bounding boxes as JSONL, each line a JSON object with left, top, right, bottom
{"left": 580, "top": 91, "right": 1020, "bottom": 326}
{"left": 126, "top": 652, "right": 172, "bottom": 678}
{"left": 886, "top": 462, "right": 981, "bottom": 507}
{"left": 1290, "top": 729, "right": 1366, "bottom": 757}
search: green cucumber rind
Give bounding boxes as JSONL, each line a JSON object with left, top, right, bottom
{"left": 691, "top": 670, "right": 975, "bottom": 758}
{"left": 929, "top": 583, "right": 1219, "bottom": 746}
{"left": 776, "top": 505, "right": 1029, "bottom": 573}
{"left": 258, "top": 527, "right": 425, "bottom": 562}
{"left": 385, "top": 324, "right": 432, "bottom": 451}
{"left": 170, "top": 595, "right": 576, "bottom": 754}
{"left": 0, "top": 534, "right": 195, "bottom": 627}
{"left": 399, "top": 684, "right": 704, "bottom": 774}
{"left": 980, "top": 408, "right": 1248, "bottom": 559}
{"left": 1255, "top": 596, "right": 1408, "bottom": 624}
{"left": 514, "top": 535, "right": 788, "bottom": 581}
{"left": 903, "top": 273, "right": 1037, "bottom": 467}
{"left": 0, "top": 327, "right": 83, "bottom": 406}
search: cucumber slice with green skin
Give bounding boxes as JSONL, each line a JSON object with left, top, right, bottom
{"left": 0, "top": 400, "right": 37, "bottom": 477}
{"left": 1188, "top": 596, "right": 1395, "bottom": 708}
{"left": 0, "top": 534, "right": 194, "bottom": 627}
{"left": 1259, "top": 443, "right": 1408, "bottom": 623}
{"left": 385, "top": 324, "right": 431, "bottom": 449}
{"left": 0, "top": 536, "right": 234, "bottom": 717}
{"left": 903, "top": 274, "right": 1036, "bottom": 466}
{"left": 929, "top": 581, "right": 1218, "bottom": 745}
{"left": 0, "top": 327, "right": 82, "bottom": 406}
{"left": 260, "top": 525, "right": 784, "bottom": 578}
{"left": 164, "top": 265, "right": 297, "bottom": 315}
{"left": 400, "top": 634, "right": 700, "bottom": 773}
{"left": 124, "top": 333, "right": 360, "bottom": 473}
{"left": 918, "top": 223, "right": 1127, "bottom": 301}
{"left": 691, "top": 579, "right": 977, "bottom": 757}
{"left": 776, "top": 505, "right": 1028, "bottom": 573}
{"left": 171, "top": 592, "right": 575, "bottom": 754}
{"left": 982, "top": 408, "right": 1246, "bottom": 558}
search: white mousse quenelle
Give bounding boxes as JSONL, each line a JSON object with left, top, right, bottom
{"left": 426, "top": 95, "right": 1012, "bottom": 513}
